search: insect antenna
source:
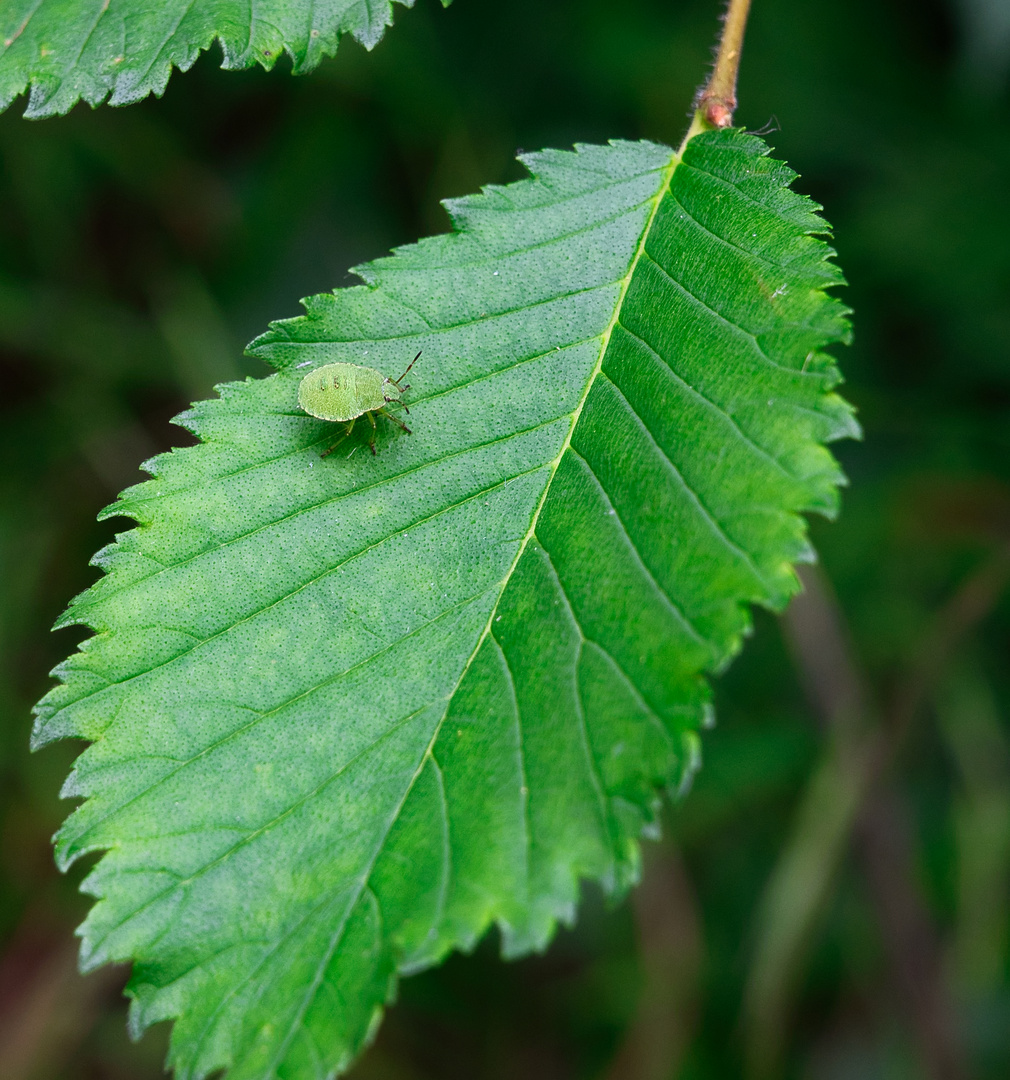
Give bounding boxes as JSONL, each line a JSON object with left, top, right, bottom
{"left": 392, "top": 350, "right": 421, "bottom": 387}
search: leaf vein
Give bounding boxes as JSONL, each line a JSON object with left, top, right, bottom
{"left": 584, "top": 639, "right": 677, "bottom": 756}
{"left": 383, "top": 194, "right": 659, "bottom": 268}
{"left": 67, "top": 587, "right": 495, "bottom": 855}
{"left": 85, "top": 409, "right": 571, "bottom": 613}
{"left": 128, "top": 0, "right": 196, "bottom": 91}
{"left": 668, "top": 187, "right": 814, "bottom": 276}
{"left": 566, "top": 444, "right": 712, "bottom": 651}
{"left": 91, "top": 701, "right": 432, "bottom": 949}
{"left": 598, "top": 371, "right": 773, "bottom": 594}
{"left": 680, "top": 158, "right": 831, "bottom": 237}
{"left": 271, "top": 279, "right": 614, "bottom": 350}
{"left": 534, "top": 537, "right": 611, "bottom": 840}
{"left": 490, "top": 634, "right": 532, "bottom": 900}
{"left": 57, "top": 461, "right": 550, "bottom": 716}
{"left": 640, "top": 247, "right": 798, "bottom": 376}
{"left": 615, "top": 320, "right": 798, "bottom": 481}
{"left": 2, "top": 0, "right": 44, "bottom": 52}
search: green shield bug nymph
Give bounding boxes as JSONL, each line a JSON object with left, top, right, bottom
{"left": 298, "top": 351, "right": 419, "bottom": 457}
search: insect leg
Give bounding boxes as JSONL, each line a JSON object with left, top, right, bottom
{"left": 320, "top": 435, "right": 347, "bottom": 459}
{"left": 320, "top": 418, "right": 355, "bottom": 458}
{"left": 383, "top": 397, "right": 411, "bottom": 416}
{"left": 366, "top": 410, "right": 377, "bottom": 455}
{"left": 378, "top": 408, "right": 412, "bottom": 435}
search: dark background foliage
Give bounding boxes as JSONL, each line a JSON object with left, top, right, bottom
{"left": 1, "top": 0, "right": 1009, "bottom": 1077}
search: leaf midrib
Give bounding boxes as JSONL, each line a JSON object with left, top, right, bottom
{"left": 48, "top": 445, "right": 559, "bottom": 735}
{"left": 66, "top": 144, "right": 682, "bottom": 884}
{"left": 436, "top": 145, "right": 681, "bottom": 706}
{"left": 68, "top": 405, "right": 571, "bottom": 627}
{"left": 340, "top": 154, "right": 690, "bottom": 969}
{"left": 86, "top": 140, "right": 685, "bottom": 1068}
{"left": 61, "top": 163, "right": 703, "bottom": 709}
{"left": 242, "top": 149, "right": 685, "bottom": 1046}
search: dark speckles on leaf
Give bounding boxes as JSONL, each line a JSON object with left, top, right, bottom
{"left": 37, "top": 130, "right": 853, "bottom": 1080}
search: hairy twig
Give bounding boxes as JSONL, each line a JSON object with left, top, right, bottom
{"left": 696, "top": 0, "right": 753, "bottom": 129}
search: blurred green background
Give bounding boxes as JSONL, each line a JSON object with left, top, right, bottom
{"left": 2, "top": 0, "right": 1009, "bottom": 1077}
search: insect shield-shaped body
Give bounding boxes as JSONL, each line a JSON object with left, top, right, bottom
{"left": 298, "top": 352, "right": 418, "bottom": 457}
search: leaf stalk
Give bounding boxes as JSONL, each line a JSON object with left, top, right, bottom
{"left": 687, "top": 0, "right": 753, "bottom": 143}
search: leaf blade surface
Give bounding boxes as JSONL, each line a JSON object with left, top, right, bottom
{"left": 36, "top": 129, "right": 857, "bottom": 1079}
{"left": 0, "top": 0, "right": 432, "bottom": 118}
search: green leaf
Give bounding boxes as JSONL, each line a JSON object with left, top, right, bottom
{"left": 0, "top": 0, "right": 436, "bottom": 119}
{"left": 35, "top": 128, "right": 857, "bottom": 1079}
